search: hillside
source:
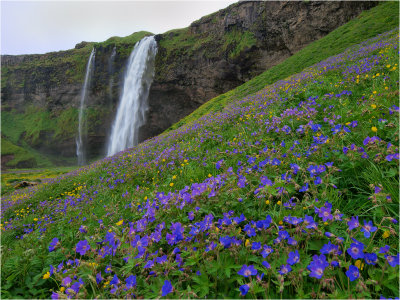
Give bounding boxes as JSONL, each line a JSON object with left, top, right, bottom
{"left": 1, "top": 1, "right": 377, "bottom": 167}
{"left": 169, "top": 1, "right": 399, "bottom": 131}
{"left": 1, "top": 27, "right": 399, "bottom": 299}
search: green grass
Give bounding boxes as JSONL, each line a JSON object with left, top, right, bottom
{"left": 167, "top": 1, "right": 399, "bottom": 131}
{"left": 1, "top": 166, "right": 76, "bottom": 196}
{"left": 1, "top": 28, "right": 398, "bottom": 299}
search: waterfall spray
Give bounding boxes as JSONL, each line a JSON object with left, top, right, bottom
{"left": 76, "top": 48, "right": 95, "bottom": 166}
{"left": 107, "top": 36, "right": 157, "bottom": 156}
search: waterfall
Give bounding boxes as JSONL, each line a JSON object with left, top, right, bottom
{"left": 76, "top": 48, "right": 95, "bottom": 166}
{"left": 108, "top": 46, "right": 116, "bottom": 100}
{"left": 107, "top": 36, "right": 157, "bottom": 157}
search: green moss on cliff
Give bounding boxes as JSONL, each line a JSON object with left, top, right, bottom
{"left": 2, "top": 31, "right": 152, "bottom": 87}
{"left": 223, "top": 29, "right": 257, "bottom": 59}
{"left": 1, "top": 138, "right": 37, "bottom": 168}
{"left": 96, "top": 31, "right": 153, "bottom": 58}
{"left": 54, "top": 107, "right": 78, "bottom": 139}
{"left": 168, "top": 1, "right": 399, "bottom": 131}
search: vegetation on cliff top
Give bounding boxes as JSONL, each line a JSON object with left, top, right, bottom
{"left": 168, "top": 1, "right": 399, "bottom": 131}
{"left": 1, "top": 26, "right": 399, "bottom": 299}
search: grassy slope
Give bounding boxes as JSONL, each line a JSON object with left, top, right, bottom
{"left": 168, "top": 1, "right": 399, "bottom": 132}
{"left": 1, "top": 27, "right": 398, "bottom": 299}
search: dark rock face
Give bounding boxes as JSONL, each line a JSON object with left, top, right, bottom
{"left": 1, "top": 1, "right": 377, "bottom": 163}
{"left": 145, "top": 1, "right": 377, "bottom": 141}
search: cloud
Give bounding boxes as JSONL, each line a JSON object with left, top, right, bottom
{"left": 1, "top": 1, "right": 237, "bottom": 55}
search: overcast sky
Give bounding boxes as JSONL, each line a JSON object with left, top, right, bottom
{"left": 1, "top": 0, "right": 237, "bottom": 55}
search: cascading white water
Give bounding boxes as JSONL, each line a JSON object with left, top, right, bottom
{"left": 76, "top": 48, "right": 95, "bottom": 166}
{"left": 108, "top": 46, "right": 116, "bottom": 100}
{"left": 107, "top": 36, "right": 157, "bottom": 156}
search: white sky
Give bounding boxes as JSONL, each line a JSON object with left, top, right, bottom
{"left": 1, "top": 0, "right": 237, "bottom": 55}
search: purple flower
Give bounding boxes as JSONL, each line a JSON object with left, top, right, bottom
{"left": 347, "top": 243, "right": 364, "bottom": 260}
{"left": 205, "top": 241, "right": 217, "bottom": 252}
{"left": 75, "top": 240, "right": 90, "bottom": 256}
{"left": 262, "top": 261, "right": 271, "bottom": 269}
{"left": 308, "top": 254, "right": 329, "bottom": 279}
{"left": 314, "top": 176, "right": 322, "bottom": 185}
{"left": 105, "top": 265, "right": 112, "bottom": 273}
{"left": 216, "top": 159, "right": 223, "bottom": 170}
{"left": 318, "top": 207, "right": 333, "bottom": 222}
{"left": 49, "top": 238, "right": 59, "bottom": 252}
{"left": 126, "top": 275, "right": 136, "bottom": 289}
{"left": 62, "top": 276, "right": 72, "bottom": 287}
{"left": 320, "top": 241, "right": 341, "bottom": 255}
{"left": 364, "top": 253, "right": 378, "bottom": 265}
{"left": 379, "top": 245, "right": 390, "bottom": 254}
{"left": 238, "top": 264, "right": 257, "bottom": 277}
{"left": 346, "top": 265, "right": 359, "bottom": 281}
{"left": 96, "top": 272, "right": 103, "bottom": 285}
{"left": 385, "top": 254, "right": 400, "bottom": 267}
{"left": 278, "top": 264, "right": 292, "bottom": 275}
{"left": 331, "top": 261, "right": 339, "bottom": 267}
{"left": 188, "top": 211, "right": 194, "bottom": 221}
{"left": 144, "top": 259, "right": 154, "bottom": 269}
{"left": 237, "top": 176, "right": 246, "bottom": 188}
{"left": 287, "top": 250, "right": 300, "bottom": 265}
{"left": 161, "top": 280, "right": 173, "bottom": 297}
{"left": 299, "top": 183, "right": 309, "bottom": 192}
{"left": 348, "top": 216, "right": 360, "bottom": 230}
{"left": 260, "top": 245, "right": 274, "bottom": 258}
{"left": 79, "top": 225, "right": 87, "bottom": 234}
{"left": 360, "top": 220, "right": 377, "bottom": 238}
{"left": 156, "top": 255, "right": 168, "bottom": 264}
{"left": 239, "top": 284, "right": 250, "bottom": 296}
{"left": 110, "top": 274, "right": 119, "bottom": 286}
{"left": 243, "top": 224, "right": 256, "bottom": 237}
{"left": 219, "top": 236, "right": 232, "bottom": 248}
{"left": 251, "top": 242, "right": 262, "bottom": 250}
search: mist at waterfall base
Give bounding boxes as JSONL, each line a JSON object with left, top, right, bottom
{"left": 76, "top": 48, "right": 95, "bottom": 166}
{"left": 107, "top": 36, "right": 157, "bottom": 157}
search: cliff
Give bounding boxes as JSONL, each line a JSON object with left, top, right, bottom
{"left": 1, "top": 1, "right": 378, "bottom": 167}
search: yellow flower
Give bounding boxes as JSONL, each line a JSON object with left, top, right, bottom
{"left": 371, "top": 104, "right": 377, "bottom": 109}
{"left": 208, "top": 174, "right": 212, "bottom": 178}
{"left": 382, "top": 230, "right": 390, "bottom": 239}
{"left": 277, "top": 201, "right": 282, "bottom": 205}
{"left": 373, "top": 91, "right": 377, "bottom": 94}
{"left": 245, "top": 239, "right": 250, "bottom": 247}
{"left": 169, "top": 182, "right": 174, "bottom": 187}
{"left": 371, "top": 126, "right": 378, "bottom": 133}
{"left": 172, "top": 175, "right": 177, "bottom": 180}
{"left": 354, "top": 259, "right": 364, "bottom": 270}
{"left": 43, "top": 272, "right": 50, "bottom": 279}
{"left": 34, "top": 218, "right": 38, "bottom": 221}
{"left": 278, "top": 220, "right": 283, "bottom": 225}
{"left": 265, "top": 200, "right": 270, "bottom": 205}
{"left": 116, "top": 219, "right": 123, "bottom": 226}
{"left": 60, "top": 287, "right": 65, "bottom": 292}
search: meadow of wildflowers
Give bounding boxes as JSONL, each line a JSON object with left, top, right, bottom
{"left": 1, "top": 29, "right": 399, "bottom": 299}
